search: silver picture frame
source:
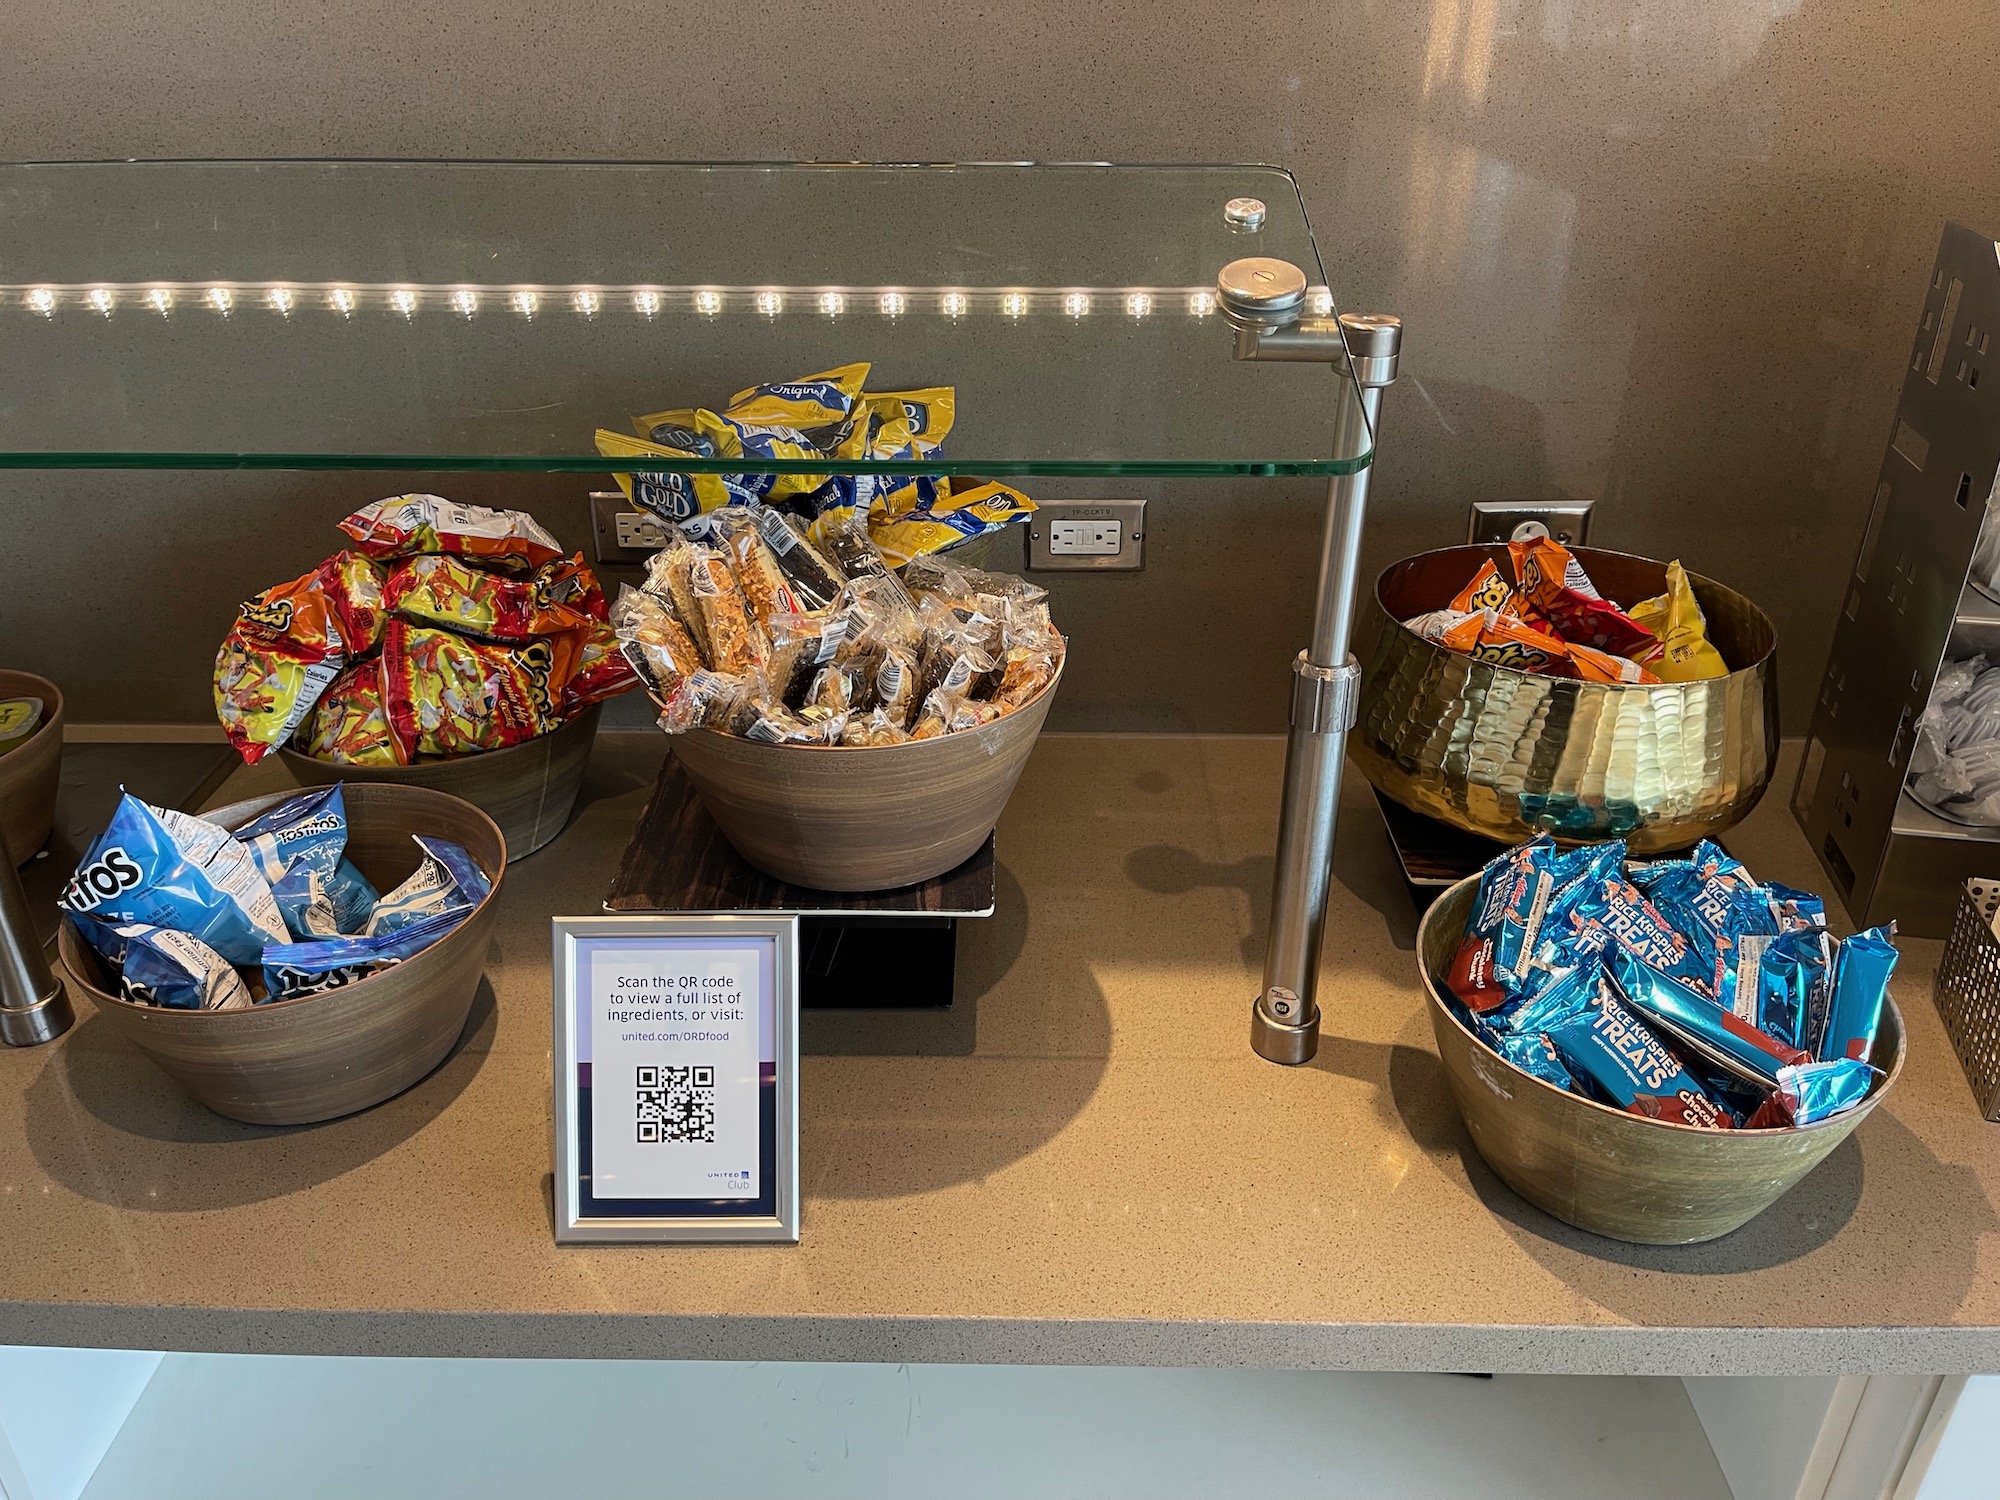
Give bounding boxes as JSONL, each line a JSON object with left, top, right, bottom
{"left": 551, "top": 914, "right": 800, "bottom": 1244}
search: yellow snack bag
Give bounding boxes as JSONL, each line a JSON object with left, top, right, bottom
{"left": 1630, "top": 561, "right": 1730, "bottom": 681}
{"left": 593, "top": 429, "right": 742, "bottom": 523}
{"left": 630, "top": 406, "right": 738, "bottom": 458}
{"left": 868, "top": 480, "right": 1036, "bottom": 569}
{"left": 724, "top": 362, "right": 871, "bottom": 428}
{"left": 862, "top": 387, "right": 956, "bottom": 457}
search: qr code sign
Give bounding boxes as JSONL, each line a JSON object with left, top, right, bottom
{"left": 635, "top": 1064, "right": 716, "bottom": 1144}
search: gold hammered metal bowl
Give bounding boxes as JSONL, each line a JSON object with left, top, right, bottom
{"left": 1352, "top": 545, "right": 1778, "bottom": 856}
{"left": 1418, "top": 875, "right": 1904, "bottom": 1244}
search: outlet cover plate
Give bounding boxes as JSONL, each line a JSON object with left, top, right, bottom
{"left": 1027, "top": 497, "right": 1146, "bottom": 571}
{"left": 1467, "top": 499, "right": 1594, "bottom": 547}
{"left": 590, "top": 491, "right": 670, "bottom": 566}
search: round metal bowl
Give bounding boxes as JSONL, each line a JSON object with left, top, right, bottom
{"left": 1351, "top": 545, "right": 1778, "bottom": 855}
{"left": 59, "top": 783, "right": 505, "bottom": 1126}
{"left": 279, "top": 703, "right": 600, "bottom": 860}
{"left": 671, "top": 664, "right": 1061, "bottom": 891}
{"left": 1417, "top": 875, "right": 1903, "bottom": 1245}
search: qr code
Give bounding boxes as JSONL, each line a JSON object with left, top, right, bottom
{"left": 635, "top": 1064, "right": 716, "bottom": 1144}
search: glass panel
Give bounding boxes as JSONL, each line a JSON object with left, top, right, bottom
{"left": 0, "top": 161, "right": 1368, "bottom": 475}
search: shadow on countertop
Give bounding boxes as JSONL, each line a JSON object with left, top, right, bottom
{"left": 23, "top": 979, "right": 496, "bottom": 1212}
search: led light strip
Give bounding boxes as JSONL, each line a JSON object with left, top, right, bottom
{"left": 5, "top": 282, "right": 1336, "bottom": 322}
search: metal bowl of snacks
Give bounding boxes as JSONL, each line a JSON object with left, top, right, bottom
{"left": 672, "top": 661, "right": 1061, "bottom": 891}
{"left": 0, "top": 669, "right": 63, "bottom": 864}
{"left": 58, "top": 782, "right": 504, "bottom": 1126}
{"left": 1352, "top": 545, "right": 1778, "bottom": 855}
{"left": 279, "top": 703, "right": 600, "bottom": 861}
{"left": 1416, "top": 873, "right": 1903, "bottom": 1245}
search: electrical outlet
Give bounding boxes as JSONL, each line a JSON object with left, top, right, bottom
{"left": 1467, "top": 500, "right": 1595, "bottom": 547}
{"left": 1027, "top": 498, "right": 1146, "bottom": 571}
{"left": 590, "top": 491, "right": 669, "bottom": 566}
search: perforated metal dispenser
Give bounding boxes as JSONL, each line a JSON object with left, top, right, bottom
{"left": 1796, "top": 221, "right": 2000, "bottom": 937}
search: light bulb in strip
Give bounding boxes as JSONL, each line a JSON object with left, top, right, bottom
{"left": 391, "top": 287, "right": 419, "bottom": 319}
{"left": 329, "top": 286, "right": 357, "bottom": 317}
{"left": 940, "top": 290, "right": 968, "bottom": 318}
{"left": 1186, "top": 289, "right": 1216, "bottom": 318}
{"left": 1002, "top": 292, "right": 1028, "bottom": 319}
{"left": 266, "top": 285, "right": 295, "bottom": 316}
{"left": 1062, "top": 291, "right": 1090, "bottom": 318}
{"left": 147, "top": 287, "right": 173, "bottom": 316}
{"left": 633, "top": 289, "right": 662, "bottom": 318}
{"left": 1125, "top": 292, "right": 1153, "bottom": 318}
{"left": 755, "top": 290, "right": 783, "bottom": 317}
{"left": 817, "top": 290, "right": 845, "bottom": 317}
{"left": 694, "top": 289, "right": 723, "bottom": 317}
{"left": 25, "top": 287, "right": 55, "bottom": 316}
{"left": 88, "top": 287, "right": 117, "bottom": 316}
{"left": 450, "top": 287, "right": 478, "bottom": 319}
{"left": 510, "top": 289, "right": 537, "bottom": 318}
{"left": 573, "top": 288, "right": 601, "bottom": 317}
{"left": 205, "top": 286, "right": 233, "bottom": 315}
{"left": 878, "top": 290, "right": 907, "bottom": 317}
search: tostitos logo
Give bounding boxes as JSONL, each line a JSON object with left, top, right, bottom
{"left": 62, "top": 846, "right": 144, "bottom": 911}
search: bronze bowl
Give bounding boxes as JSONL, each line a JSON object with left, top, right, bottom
{"left": 1351, "top": 545, "right": 1778, "bottom": 855}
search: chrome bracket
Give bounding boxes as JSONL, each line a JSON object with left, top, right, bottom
{"left": 1290, "top": 653, "right": 1360, "bottom": 734}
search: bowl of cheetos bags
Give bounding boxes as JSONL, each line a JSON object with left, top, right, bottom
{"left": 212, "top": 496, "right": 637, "bottom": 857}
{"left": 1350, "top": 539, "right": 1778, "bottom": 852}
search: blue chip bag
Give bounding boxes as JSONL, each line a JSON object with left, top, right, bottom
{"left": 364, "top": 836, "right": 491, "bottom": 938}
{"left": 114, "top": 923, "right": 253, "bottom": 1010}
{"left": 231, "top": 784, "right": 379, "bottom": 935}
{"left": 261, "top": 905, "right": 470, "bottom": 1001}
{"left": 60, "top": 794, "right": 289, "bottom": 967}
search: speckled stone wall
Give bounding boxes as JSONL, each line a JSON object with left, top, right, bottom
{"left": 5, "top": 0, "right": 1999, "bottom": 731}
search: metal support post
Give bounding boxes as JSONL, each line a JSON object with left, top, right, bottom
{"left": 0, "top": 828, "right": 71, "bottom": 1047}
{"left": 1214, "top": 254, "right": 1401, "bottom": 1065}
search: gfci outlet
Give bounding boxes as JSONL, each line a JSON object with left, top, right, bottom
{"left": 589, "top": 491, "right": 671, "bottom": 566}
{"left": 1467, "top": 499, "right": 1595, "bottom": 547}
{"left": 1028, "top": 498, "right": 1146, "bottom": 571}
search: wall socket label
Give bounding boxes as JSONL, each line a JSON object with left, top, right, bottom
{"left": 1028, "top": 498, "right": 1146, "bottom": 571}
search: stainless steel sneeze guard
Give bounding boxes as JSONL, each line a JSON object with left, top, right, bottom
{"left": 1215, "top": 247, "right": 1403, "bottom": 1065}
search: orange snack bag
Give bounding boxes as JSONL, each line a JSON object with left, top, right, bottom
{"left": 382, "top": 621, "right": 579, "bottom": 758}
{"left": 1509, "top": 537, "right": 1657, "bottom": 658}
{"left": 1563, "top": 642, "right": 1661, "bottom": 685}
{"left": 212, "top": 568, "right": 351, "bottom": 763}
{"left": 1451, "top": 560, "right": 1514, "bottom": 614}
{"left": 1437, "top": 609, "right": 1571, "bottom": 674}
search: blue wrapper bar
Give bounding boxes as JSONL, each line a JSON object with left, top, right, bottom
{"left": 1606, "top": 944, "right": 1809, "bottom": 1087}
{"left": 1821, "top": 925, "right": 1898, "bottom": 1063}
{"left": 1543, "top": 986, "right": 1733, "bottom": 1130}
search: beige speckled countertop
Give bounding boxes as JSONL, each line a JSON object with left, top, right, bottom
{"left": 3, "top": 733, "right": 1997, "bottom": 1375}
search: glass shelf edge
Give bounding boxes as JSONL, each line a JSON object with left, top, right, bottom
{"left": 0, "top": 453, "right": 1373, "bottom": 477}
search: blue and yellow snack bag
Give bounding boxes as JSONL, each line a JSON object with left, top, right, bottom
{"left": 594, "top": 430, "right": 751, "bottom": 523}
{"left": 861, "top": 387, "right": 956, "bottom": 458}
{"left": 632, "top": 407, "right": 736, "bottom": 458}
{"left": 868, "top": 481, "right": 1036, "bottom": 569}
{"left": 723, "top": 362, "right": 870, "bottom": 429}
